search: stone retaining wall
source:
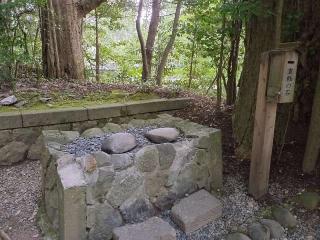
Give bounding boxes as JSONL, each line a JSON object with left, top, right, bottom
{"left": 40, "top": 114, "right": 222, "bottom": 240}
{"left": 0, "top": 98, "right": 189, "bottom": 166}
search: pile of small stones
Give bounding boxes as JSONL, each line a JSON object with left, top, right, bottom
{"left": 63, "top": 126, "right": 182, "bottom": 156}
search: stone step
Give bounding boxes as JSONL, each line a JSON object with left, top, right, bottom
{"left": 112, "top": 217, "right": 176, "bottom": 240}
{"left": 171, "top": 189, "right": 222, "bottom": 234}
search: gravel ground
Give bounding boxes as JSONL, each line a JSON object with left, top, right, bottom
{"left": 62, "top": 126, "right": 186, "bottom": 157}
{"left": 161, "top": 174, "right": 320, "bottom": 240}
{"left": 0, "top": 161, "right": 41, "bottom": 240}
{"left": 0, "top": 161, "right": 318, "bottom": 240}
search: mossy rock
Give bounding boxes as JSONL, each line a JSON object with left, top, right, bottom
{"left": 272, "top": 206, "right": 297, "bottom": 228}
{"left": 297, "top": 192, "right": 319, "bottom": 210}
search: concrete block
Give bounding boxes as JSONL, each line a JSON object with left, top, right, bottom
{"left": 0, "top": 111, "right": 23, "bottom": 130}
{"left": 125, "top": 98, "right": 190, "bottom": 115}
{"left": 86, "top": 103, "right": 124, "bottom": 120}
{"left": 171, "top": 189, "right": 222, "bottom": 234}
{"left": 21, "top": 107, "right": 88, "bottom": 127}
{"left": 113, "top": 217, "right": 176, "bottom": 240}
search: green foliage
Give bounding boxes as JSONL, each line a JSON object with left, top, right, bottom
{"left": 0, "top": 0, "right": 43, "bottom": 84}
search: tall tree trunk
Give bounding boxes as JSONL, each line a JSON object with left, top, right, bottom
{"left": 216, "top": 13, "right": 227, "bottom": 107}
{"left": 136, "top": 0, "right": 149, "bottom": 81}
{"left": 95, "top": 9, "right": 100, "bottom": 82}
{"left": 155, "top": 0, "right": 182, "bottom": 85}
{"left": 40, "top": 0, "right": 105, "bottom": 80}
{"left": 233, "top": 0, "right": 282, "bottom": 159}
{"left": 145, "top": 0, "right": 161, "bottom": 77}
{"left": 226, "top": 19, "right": 242, "bottom": 105}
{"left": 188, "top": 34, "right": 196, "bottom": 88}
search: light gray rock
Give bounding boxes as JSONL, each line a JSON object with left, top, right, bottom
{"left": 56, "top": 154, "right": 75, "bottom": 170}
{"left": 14, "top": 100, "right": 27, "bottom": 108}
{"left": 113, "top": 217, "right": 176, "bottom": 240}
{"left": 72, "top": 121, "right": 98, "bottom": 133}
{"left": 172, "top": 162, "right": 198, "bottom": 198}
{"left": 226, "top": 233, "right": 252, "bottom": 240}
{"left": 171, "top": 189, "right": 222, "bottom": 234}
{"left": 12, "top": 128, "right": 40, "bottom": 145}
{"left": 154, "top": 192, "right": 177, "bottom": 211}
{"left": 81, "top": 128, "right": 104, "bottom": 138}
{"left": 166, "top": 141, "right": 194, "bottom": 190}
{"left": 27, "top": 136, "right": 45, "bottom": 160}
{"left": 0, "top": 95, "right": 17, "bottom": 105}
{"left": 86, "top": 166, "right": 115, "bottom": 204}
{"left": 106, "top": 167, "right": 143, "bottom": 207}
{"left": 103, "top": 122, "right": 123, "bottom": 133}
{"left": 260, "top": 219, "right": 285, "bottom": 239}
{"left": 248, "top": 222, "right": 270, "bottom": 240}
{"left": 92, "top": 151, "right": 112, "bottom": 167}
{"left": 57, "top": 162, "right": 86, "bottom": 189}
{"left": 135, "top": 145, "right": 159, "bottom": 172}
{"left": 272, "top": 206, "right": 297, "bottom": 228}
{"left": 43, "top": 130, "right": 79, "bottom": 144}
{"left": 144, "top": 171, "right": 168, "bottom": 198}
{"left": 62, "top": 131, "right": 80, "bottom": 143}
{"left": 145, "top": 128, "right": 180, "bottom": 143}
{"left": 0, "top": 141, "right": 29, "bottom": 165}
{"left": 157, "top": 143, "right": 176, "bottom": 170}
{"left": 128, "top": 119, "right": 146, "bottom": 128}
{"left": 77, "top": 154, "right": 97, "bottom": 173}
{"left": 120, "top": 197, "right": 156, "bottom": 223}
{"left": 101, "top": 133, "right": 137, "bottom": 154}
{"left": 0, "top": 130, "right": 12, "bottom": 148}
{"left": 111, "top": 154, "right": 133, "bottom": 171}
{"left": 87, "top": 202, "right": 123, "bottom": 240}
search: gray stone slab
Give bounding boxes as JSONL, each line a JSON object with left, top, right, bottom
{"left": 58, "top": 183, "right": 87, "bottom": 240}
{"left": 113, "top": 217, "right": 176, "bottom": 240}
{"left": 0, "top": 111, "right": 23, "bottom": 129}
{"left": 21, "top": 107, "right": 88, "bottom": 127}
{"left": 125, "top": 98, "right": 190, "bottom": 115}
{"left": 86, "top": 103, "right": 124, "bottom": 120}
{"left": 171, "top": 189, "right": 222, "bottom": 234}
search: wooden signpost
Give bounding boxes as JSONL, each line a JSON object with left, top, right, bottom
{"left": 249, "top": 49, "right": 298, "bottom": 199}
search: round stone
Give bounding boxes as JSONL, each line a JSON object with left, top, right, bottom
{"left": 226, "top": 233, "right": 251, "bottom": 240}
{"left": 248, "top": 222, "right": 270, "bottom": 240}
{"left": 260, "top": 219, "right": 285, "bottom": 239}
{"left": 81, "top": 128, "right": 104, "bottom": 138}
{"left": 101, "top": 133, "right": 137, "bottom": 154}
{"left": 145, "top": 128, "right": 180, "bottom": 143}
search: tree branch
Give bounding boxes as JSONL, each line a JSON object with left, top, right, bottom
{"left": 77, "top": 0, "right": 106, "bottom": 17}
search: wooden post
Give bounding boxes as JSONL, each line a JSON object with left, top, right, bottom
{"left": 249, "top": 50, "right": 298, "bottom": 199}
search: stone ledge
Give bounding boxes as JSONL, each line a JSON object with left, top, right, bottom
{"left": 0, "top": 98, "right": 190, "bottom": 130}
{"left": 0, "top": 111, "right": 23, "bottom": 129}
{"left": 86, "top": 103, "right": 124, "bottom": 120}
{"left": 21, "top": 107, "right": 88, "bottom": 128}
{"left": 125, "top": 98, "right": 190, "bottom": 115}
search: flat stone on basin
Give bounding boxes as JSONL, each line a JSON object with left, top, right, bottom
{"left": 145, "top": 128, "right": 179, "bottom": 143}
{"left": 171, "top": 189, "right": 222, "bottom": 234}
{"left": 101, "top": 133, "right": 137, "bottom": 154}
{"left": 113, "top": 217, "right": 176, "bottom": 240}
